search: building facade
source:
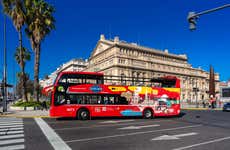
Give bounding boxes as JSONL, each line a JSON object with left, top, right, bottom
{"left": 219, "top": 81, "right": 230, "bottom": 102}
{"left": 85, "top": 34, "right": 220, "bottom": 102}
{"left": 40, "top": 59, "right": 88, "bottom": 87}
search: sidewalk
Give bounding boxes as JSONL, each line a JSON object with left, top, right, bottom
{"left": 0, "top": 106, "right": 49, "bottom": 118}
{"left": 181, "top": 102, "right": 222, "bottom": 111}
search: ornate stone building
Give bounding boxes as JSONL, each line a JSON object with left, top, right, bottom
{"left": 85, "top": 34, "right": 220, "bottom": 102}
{"left": 40, "top": 59, "right": 88, "bottom": 87}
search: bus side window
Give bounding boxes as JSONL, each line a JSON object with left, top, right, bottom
{"left": 104, "top": 96, "right": 110, "bottom": 105}
{"left": 54, "top": 93, "right": 66, "bottom": 105}
{"left": 119, "top": 96, "right": 128, "bottom": 105}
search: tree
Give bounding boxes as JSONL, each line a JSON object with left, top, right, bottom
{"left": 15, "top": 46, "right": 31, "bottom": 101}
{"left": 25, "top": 0, "right": 55, "bottom": 102}
{"left": 2, "top": 0, "right": 28, "bottom": 101}
{"left": 16, "top": 72, "right": 29, "bottom": 98}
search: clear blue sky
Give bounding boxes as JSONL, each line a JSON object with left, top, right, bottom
{"left": 0, "top": 0, "right": 230, "bottom": 86}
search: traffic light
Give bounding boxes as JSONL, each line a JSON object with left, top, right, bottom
{"left": 187, "top": 12, "right": 198, "bottom": 31}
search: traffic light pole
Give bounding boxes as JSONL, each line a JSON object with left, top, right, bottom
{"left": 187, "top": 4, "right": 230, "bottom": 30}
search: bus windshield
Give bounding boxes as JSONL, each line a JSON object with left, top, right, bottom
{"left": 55, "top": 73, "right": 104, "bottom": 86}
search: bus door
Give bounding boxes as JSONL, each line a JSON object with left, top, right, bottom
{"left": 53, "top": 88, "right": 76, "bottom": 117}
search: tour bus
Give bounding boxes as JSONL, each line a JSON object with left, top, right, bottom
{"left": 43, "top": 71, "right": 181, "bottom": 120}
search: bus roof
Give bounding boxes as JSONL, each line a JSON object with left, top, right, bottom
{"left": 150, "top": 76, "right": 178, "bottom": 82}
{"left": 58, "top": 71, "right": 104, "bottom": 76}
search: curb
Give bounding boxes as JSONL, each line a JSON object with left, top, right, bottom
{"left": 182, "top": 108, "right": 222, "bottom": 111}
{"left": 0, "top": 114, "right": 50, "bottom": 118}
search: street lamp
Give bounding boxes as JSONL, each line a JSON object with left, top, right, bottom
{"left": 193, "top": 80, "right": 199, "bottom": 108}
{"left": 2, "top": 15, "right": 7, "bottom": 112}
{"left": 187, "top": 4, "right": 230, "bottom": 30}
{"left": 190, "top": 78, "right": 199, "bottom": 108}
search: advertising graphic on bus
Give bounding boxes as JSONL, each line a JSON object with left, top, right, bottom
{"left": 42, "top": 71, "right": 181, "bottom": 120}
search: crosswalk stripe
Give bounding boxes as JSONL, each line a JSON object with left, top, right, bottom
{"left": 0, "top": 130, "right": 23, "bottom": 135}
{"left": 0, "top": 120, "right": 22, "bottom": 123}
{"left": 0, "top": 127, "right": 23, "bottom": 132}
{"left": 0, "top": 144, "right": 25, "bottom": 150}
{"left": 0, "top": 125, "right": 23, "bottom": 129}
{"left": 0, "top": 123, "right": 23, "bottom": 126}
{"left": 0, "top": 117, "right": 21, "bottom": 119}
{"left": 0, "top": 138, "right": 24, "bottom": 146}
{"left": 0, "top": 118, "right": 25, "bottom": 149}
{"left": 0, "top": 134, "right": 24, "bottom": 140}
{"left": 0, "top": 118, "right": 22, "bottom": 121}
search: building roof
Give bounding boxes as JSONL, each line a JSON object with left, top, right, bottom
{"left": 90, "top": 34, "right": 187, "bottom": 61}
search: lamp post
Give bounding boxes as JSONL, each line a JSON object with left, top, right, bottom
{"left": 2, "top": 15, "right": 7, "bottom": 112}
{"left": 194, "top": 80, "right": 198, "bottom": 108}
{"left": 191, "top": 78, "right": 199, "bottom": 108}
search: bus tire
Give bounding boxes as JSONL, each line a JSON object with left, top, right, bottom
{"left": 143, "top": 109, "right": 153, "bottom": 119}
{"left": 77, "top": 109, "right": 90, "bottom": 120}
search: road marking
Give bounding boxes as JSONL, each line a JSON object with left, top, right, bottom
{"left": 100, "top": 120, "right": 135, "bottom": 124}
{"left": 0, "top": 144, "right": 25, "bottom": 150}
{"left": 0, "top": 117, "right": 21, "bottom": 120}
{"left": 118, "top": 124, "right": 160, "bottom": 130}
{"left": 65, "top": 124, "right": 202, "bottom": 143}
{"left": 0, "top": 134, "right": 24, "bottom": 140}
{"left": 0, "top": 118, "right": 22, "bottom": 121}
{"left": 173, "top": 136, "right": 230, "bottom": 150}
{"left": 55, "top": 119, "right": 172, "bottom": 131}
{"left": 0, "top": 122, "right": 23, "bottom": 126}
{"left": 0, "top": 138, "right": 24, "bottom": 146}
{"left": 151, "top": 132, "right": 198, "bottom": 140}
{"left": 0, "top": 130, "right": 24, "bottom": 135}
{"left": 0, "top": 127, "right": 23, "bottom": 132}
{"left": 35, "top": 118, "right": 71, "bottom": 150}
{"left": 0, "top": 125, "right": 23, "bottom": 129}
{"left": 0, "top": 120, "right": 22, "bottom": 123}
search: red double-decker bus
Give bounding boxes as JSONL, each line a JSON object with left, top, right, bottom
{"left": 43, "top": 71, "right": 181, "bottom": 120}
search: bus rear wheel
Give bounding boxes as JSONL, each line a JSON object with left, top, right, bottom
{"left": 77, "top": 109, "right": 90, "bottom": 120}
{"left": 143, "top": 109, "right": 153, "bottom": 119}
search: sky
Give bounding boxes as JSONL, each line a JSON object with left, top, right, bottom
{"left": 0, "top": 0, "right": 230, "bottom": 86}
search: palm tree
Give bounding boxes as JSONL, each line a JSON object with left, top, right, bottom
{"left": 15, "top": 46, "right": 31, "bottom": 101}
{"left": 25, "top": 0, "right": 55, "bottom": 102}
{"left": 2, "top": 0, "right": 28, "bottom": 101}
{"left": 16, "top": 72, "right": 29, "bottom": 98}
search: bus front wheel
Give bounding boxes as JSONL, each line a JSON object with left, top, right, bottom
{"left": 143, "top": 109, "right": 153, "bottom": 119}
{"left": 77, "top": 109, "right": 90, "bottom": 120}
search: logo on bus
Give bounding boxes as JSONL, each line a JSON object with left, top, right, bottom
{"left": 90, "top": 85, "right": 102, "bottom": 93}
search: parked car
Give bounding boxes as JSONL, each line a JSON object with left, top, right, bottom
{"left": 223, "top": 102, "right": 230, "bottom": 112}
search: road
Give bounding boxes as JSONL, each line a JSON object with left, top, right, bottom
{"left": 1, "top": 110, "right": 230, "bottom": 150}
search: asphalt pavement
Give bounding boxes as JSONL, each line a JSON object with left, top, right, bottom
{"left": 1, "top": 108, "right": 230, "bottom": 150}
{"left": 40, "top": 110, "right": 230, "bottom": 150}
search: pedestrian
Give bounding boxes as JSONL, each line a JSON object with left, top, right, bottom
{"left": 42, "top": 101, "right": 47, "bottom": 111}
{"left": 219, "top": 101, "right": 222, "bottom": 108}
{"left": 210, "top": 95, "right": 215, "bottom": 109}
{"left": 202, "top": 101, "right": 206, "bottom": 108}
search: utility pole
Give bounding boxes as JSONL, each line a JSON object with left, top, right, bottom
{"left": 3, "top": 15, "right": 7, "bottom": 112}
{"left": 187, "top": 4, "right": 230, "bottom": 30}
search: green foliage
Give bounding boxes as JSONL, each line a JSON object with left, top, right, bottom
{"left": 12, "top": 101, "right": 41, "bottom": 107}
{"left": 12, "top": 100, "right": 50, "bottom": 107}
{"left": 15, "top": 46, "right": 31, "bottom": 66}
